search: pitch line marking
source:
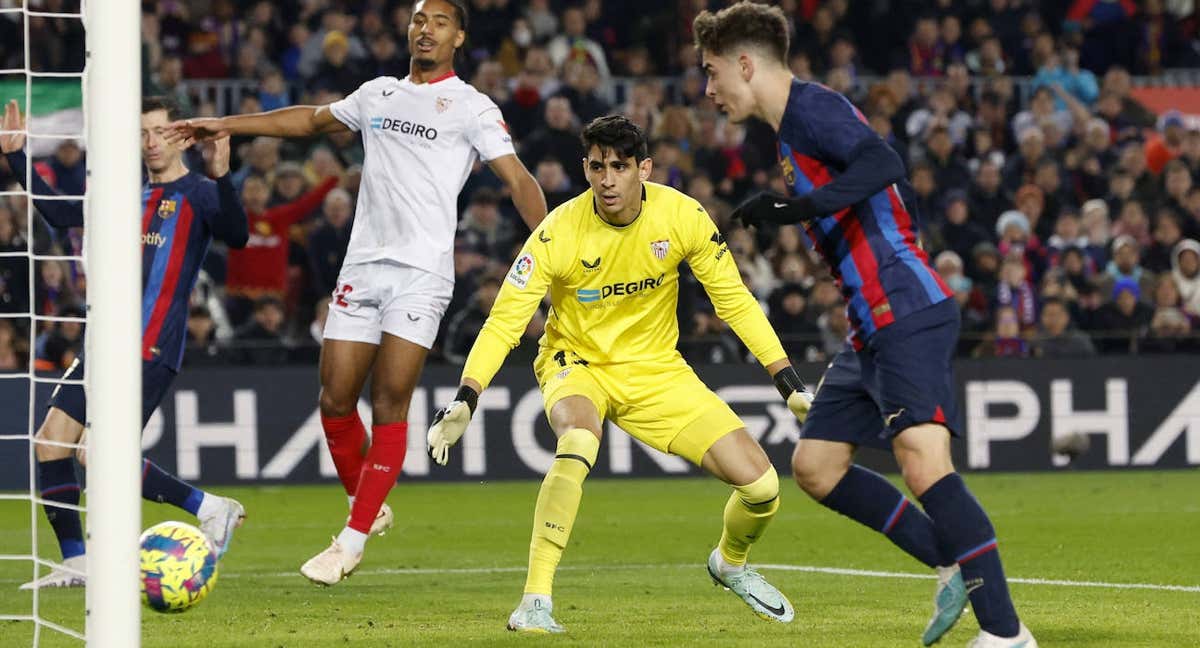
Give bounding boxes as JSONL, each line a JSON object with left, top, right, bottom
{"left": 213, "top": 563, "right": 1200, "bottom": 593}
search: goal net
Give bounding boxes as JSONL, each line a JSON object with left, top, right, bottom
{"left": 0, "top": 1, "right": 142, "bottom": 646}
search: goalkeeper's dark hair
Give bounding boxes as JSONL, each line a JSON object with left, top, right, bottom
{"left": 141, "top": 96, "right": 182, "bottom": 121}
{"left": 581, "top": 115, "right": 648, "bottom": 162}
{"left": 693, "top": 1, "right": 790, "bottom": 67}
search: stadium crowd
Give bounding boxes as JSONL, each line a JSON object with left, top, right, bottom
{"left": 2, "top": 0, "right": 1200, "bottom": 374}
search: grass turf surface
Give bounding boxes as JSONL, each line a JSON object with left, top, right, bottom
{"left": 1, "top": 471, "right": 1198, "bottom": 647}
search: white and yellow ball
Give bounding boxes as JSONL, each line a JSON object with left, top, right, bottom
{"left": 139, "top": 521, "right": 219, "bottom": 613}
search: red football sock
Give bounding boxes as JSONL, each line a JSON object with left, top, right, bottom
{"left": 322, "top": 412, "right": 367, "bottom": 495}
{"left": 348, "top": 422, "right": 407, "bottom": 534}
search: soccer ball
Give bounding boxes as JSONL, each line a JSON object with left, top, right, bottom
{"left": 139, "top": 521, "right": 219, "bottom": 613}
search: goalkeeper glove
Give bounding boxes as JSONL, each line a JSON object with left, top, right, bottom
{"left": 731, "top": 192, "right": 821, "bottom": 229}
{"left": 427, "top": 385, "right": 479, "bottom": 466}
{"left": 772, "top": 366, "right": 815, "bottom": 423}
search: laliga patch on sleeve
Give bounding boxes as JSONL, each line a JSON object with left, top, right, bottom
{"left": 507, "top": 253, "right": 535, "bottom": 289}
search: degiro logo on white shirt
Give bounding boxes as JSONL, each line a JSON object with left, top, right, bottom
{"left": 368, "top": 116, "right": 439, "bottom": 140}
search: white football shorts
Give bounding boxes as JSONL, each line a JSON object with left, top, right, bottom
{"left": 323, "top": 262, "right": 453, "bottom": 349}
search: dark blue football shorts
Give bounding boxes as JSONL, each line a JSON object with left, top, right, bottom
{"left": 801, "top": 298, "right": 962, "bottom": 450}
{"left": 47, "top": 351, "right": 178, "bottom": 429}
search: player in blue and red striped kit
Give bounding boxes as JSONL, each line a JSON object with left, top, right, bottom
{"left": 1, "top": 97, "right": 249, "bottom": 589}
{"left": 695, "top": 4, "right": 1036, "bottom": 647}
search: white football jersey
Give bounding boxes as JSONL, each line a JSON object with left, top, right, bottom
{"left": 329, "top": 73, "right": 515, "bottom": 280}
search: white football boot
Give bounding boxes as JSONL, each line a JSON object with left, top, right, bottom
{"left": 507, "top": 595, "right": 565, "bottom": 634}
{"left": 300, "top": 538, "right": 363, "bottom": 586}
{"left": 966, "top": 623, "right": 1038, "bottom": 648}
{"left": 197, "top": 495, "right": 246, "bottom": 559}
{"left": 19, "top": 555, "right": 86, "bottom": 590}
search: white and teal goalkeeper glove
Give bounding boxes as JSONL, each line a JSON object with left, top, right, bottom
{"left": 773, "top": 366, "right": 814, "bottom": 423}
{"left": 427, "top": 385, "right": 479, "bottom": 466}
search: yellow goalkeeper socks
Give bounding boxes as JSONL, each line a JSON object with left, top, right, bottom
{"left": 524, "top": 428, "right": 600, "bottom": 595}
{"left": 718, "top": 467, "right": 780, "bottom": 567}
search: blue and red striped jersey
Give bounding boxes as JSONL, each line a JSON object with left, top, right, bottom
{"left": 776, "top": 79, "right": 952, "bottom": 347}
{"left": 140, "top": 172, "right": 240, "bottom": 369}
{"left": 5, "top": 150, "right": 247, "bottom": 371}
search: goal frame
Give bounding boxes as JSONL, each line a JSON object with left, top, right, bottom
{"left": 84, "top": 0, "right": 143, "bottom": 645}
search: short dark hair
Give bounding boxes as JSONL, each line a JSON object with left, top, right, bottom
{"left": 415, "top": 0, "right": 468, "bottom": 30}
{"left": 693, "top": 1, "right": 789, "bottom": 66}
{"left": 581, "top": 115, "right": 648, "bottom": 162}
{"left": 141, "top": 96, "right": 182, "bottom": 121}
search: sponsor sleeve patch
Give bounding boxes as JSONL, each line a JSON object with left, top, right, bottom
{"left": 506, "top": 253, "right": 535, "bottom": 289}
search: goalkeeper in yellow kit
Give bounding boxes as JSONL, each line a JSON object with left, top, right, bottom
{"left": 426, "top": 115, "right": 814, "bottom": 633}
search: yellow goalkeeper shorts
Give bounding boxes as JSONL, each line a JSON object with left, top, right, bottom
{"left": 533, "top": 350, "right": 745, "bottom": 466}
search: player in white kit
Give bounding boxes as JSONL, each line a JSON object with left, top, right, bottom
{"left": 166, "top": 0, "right": 546, "bottom": 585}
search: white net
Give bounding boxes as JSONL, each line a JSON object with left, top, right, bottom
{"left": 0, "top": 0, "right": 90, "bottom": 644}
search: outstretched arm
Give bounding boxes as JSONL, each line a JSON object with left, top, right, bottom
{"left": 165, "top": 105, "right": 349, "bottom": 144}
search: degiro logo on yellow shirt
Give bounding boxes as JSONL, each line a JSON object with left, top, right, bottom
{"left": 577, "top": 274, "right": 666, "bottom": 303}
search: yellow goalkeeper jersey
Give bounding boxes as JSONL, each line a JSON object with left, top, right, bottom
{"left": 462, "top": 182, "right": 788, "bottom": 390}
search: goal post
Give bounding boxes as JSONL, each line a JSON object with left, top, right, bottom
{"left": 84, "top": 0, "right": 143, "bottom": 645}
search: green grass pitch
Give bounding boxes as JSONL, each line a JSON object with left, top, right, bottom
{"left": 1, "top": 471, "right": 1198, "bottom": 647}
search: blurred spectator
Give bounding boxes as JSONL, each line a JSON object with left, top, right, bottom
{"left": 226, "top": 171, "right": 338, "bottom": 326}
{"left": 934, "top": 190, "right": 990, "bottom": 263}
{"left": 547, "top": 7, "right": 610, "bottom": 84}
{"left": 1145, "top": 209, "right": 1185, "bottom": 273}
{"left": 147, "top": 55, "right": 195, "bottom": 117}
{"left": 232, "top": 137, "right": 281, "bottom": 191}
{"left": 1099, "top": 235, "right": 1156, "bottom": 302}
{"left": 1032, "top": 297, "right": 1095, "bottom": 357}
{"left": 973, "top": 305, "right": 1030, "bottom": 358}
{"left": 308, "top": 188, "right": 355, "bottom": 299}
{"left": 34, "top": 258, "right": 78, "bottom": 317}
{"left": 534, "top": 159, "right": 576, "bottom": 211}
{"left": 995, "top": 254, "right": 1038, "bottom": 331}
{"left": 924, "top": 125, "right": 971, "bottom": 201}
{"left": 1094, "top": 279, "right": 1154, "bottom": 353}
{"left": 522, "top": 97, "right": 585, "bottom": 188}
{"left": 1013, "top": 87, "right": 1072, "bottom": 143}
{"left": 308, "top": 30, "right": 370, "bottom": 96}
{"left": 1142, "top": 306, "right": 1196, "bottom": 353}
{"left": 1146, "top": 110, "right": 1187, "bottom": 175}
{"left": 769, "top": 282, "right": 821, "bottom": 362}
{"left": 187, "top": 304, "right": 217, "bottom": 348}
{"left": 1173, "top": 239, "right": 1200, "bottom": 316}
{"left": 906, "top": 15, "right": 945, "bottom": 77}
{"left": 525, "top": 0, "right": 559, "bottom": 42}
{"left": 258, "top": 68, "right": 291, "bottom": 112}
{"left": 234, "top": 296, "right": 288, "bottom": 364}
{"left": 906, "top": 86, "right": 972, "bottom": 148}
{"left": 0, "top": 319, "right": 24, "bottom": 373}
{"left": 1118, "top": 142, "right": 1159, "bottom": 207}
{"left": 297, "top": 11, "right": 367, "bottom": 80}
{"left": 1031, "top": 43, "right": 1098, "bottom": 109}
{"left": 1112, "top": 199, "right": 1151, "bottom": 248}
{"left": 1100, "top": 67, "right": 1157, "bottom": 129}
{"left": 458, "top": 187, "right": 517, "bottom": 262}
{"left": 443, "top": 277, "right": 501, "bottom": 364}
{"left": 816, "top": 304, "right": 850, "bottom": 360}
{"left": 35, "top": 303, "right": 83, "bottom": 372}
{"left": 555, "top": 60, "right": 610, "bottom": 124}
{"left": 1004, "top": 127, "right": 1048, "bottom": 192}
